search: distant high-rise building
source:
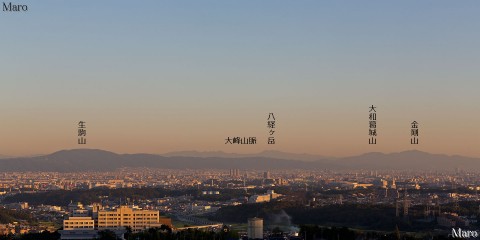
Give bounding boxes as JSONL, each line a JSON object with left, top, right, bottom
{"left": 247, "top": 218, "right": 263, "bottom": 240}
{"left": 263, "top": 171, "right": 270, "bottom": 179}
{"left": 230, "top": 169, "right": 240, "bottom": 177}
{"left": 391, "top": 178, "right": 397, "bottom": 189}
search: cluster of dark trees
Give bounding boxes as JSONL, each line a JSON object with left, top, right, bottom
{"left": 2, "top": 188, "right": 197, "bottom": 206}
{"left": 2, "top": 185, "right": 309, "bottom": 207}
{"left": 211, "top": 201, "right": 403, "bottom": 230}
{"left": 212, "top": 200, "right": 480, "bottom": 232}
{"left": 124, "top": 225, "right": 238, "bottom": 240}
{"left": 299, "top": 225, "right": 457, "bottom": 240}
{"left": 0, "top": 208, "right": 35, "bottom": 224}
{"left": 0, "top": 226, "right": 238, "bottom": 240}
{"left": 0, "top": 225, "right": 461, "bottom": 240}
{"left": 0, "top": 231, "right": 59, "bottom": 240}
{"left": 2, "top": 187, "right": 254, "bottom": 206}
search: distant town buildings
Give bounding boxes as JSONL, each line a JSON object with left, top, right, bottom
{"left": 230, "top": 169, "right": 240, "bottom": 178}
{"left": 248, "top": 190, "right": 281, "bottom": 203}
{"left": 1, "top": 168, "right": 480, "bottom": 238}
{"left": 60, "top": 205, "right": 172, "bottom": 240}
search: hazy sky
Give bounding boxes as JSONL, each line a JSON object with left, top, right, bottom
{"left": 1, "top": 1, "right": 479, "bottom": 157}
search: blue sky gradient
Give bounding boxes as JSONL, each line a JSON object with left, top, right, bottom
{"left": 1, "top": 1, "right": 479, "bottom": 156}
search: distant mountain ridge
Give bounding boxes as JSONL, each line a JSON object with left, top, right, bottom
{"left": 162, "top": 150, "right": 330, "bottom": 162}
{"left": 0, "top": 149, "right": 328, "bottom": 172}
{"left": 0, "top": 149, "right": 478, "bottom": 172}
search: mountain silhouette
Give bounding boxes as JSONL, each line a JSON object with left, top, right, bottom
{"left": 162, "top": 150, "right": 329, "bottom": 161}
{"left": 0, "top": 149, "right": 477, "bottom": 172}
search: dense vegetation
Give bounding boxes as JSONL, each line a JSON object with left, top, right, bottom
{"left": 1, "top": 187, "right": 253, "bottom": 206}
{"left": 0, "top": 231, "right": 59, "bottom": 240}
{"left": 124, "top": 226, "right": 239, "bottom": 240}
{"left": 0, "top": 208, "right": 35, "bottom": 224}
{"left": 299, "top": 225, "right": 454, "bottom": 240}
{"left": 2, "top": 188, "right": 198, "bottom": 206}
{"left": 0, "top": 227, "right": 457, "bottom": 240}
{"left": 211, "top": 200, "right": 480, "bottom": 232}
{"left": 0, "top": 227, "right": 238, "bottom": 240}
{"left": 210, "top": 201, "right": 406, "bottom": 230}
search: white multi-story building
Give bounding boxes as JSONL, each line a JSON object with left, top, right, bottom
{"left": 97, "top": 205, "right": 170, "bottom": 232}
{"left": 63, "top": 216, "right": 95, "bottom": 230}
{"left": 248, "top": 190, "right": 281, "bottom": 203}
{"left": 60, "top": 205, "right": 171, "bottom": 239}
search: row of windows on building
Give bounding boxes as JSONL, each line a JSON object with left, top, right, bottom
{"left": 99, "top": 213, "right": 158, "bottom": 217}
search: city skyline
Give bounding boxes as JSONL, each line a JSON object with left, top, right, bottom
{"left": 2, "top": 1, "right": 480, "bottom": 157}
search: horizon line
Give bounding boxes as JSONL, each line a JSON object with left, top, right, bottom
{"left": 1, "top": 148, "right": 475, "bottom": 160}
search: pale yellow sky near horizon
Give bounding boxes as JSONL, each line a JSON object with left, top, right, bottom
{"left": 0, "top": 103, "right": 479, "bottom": 158}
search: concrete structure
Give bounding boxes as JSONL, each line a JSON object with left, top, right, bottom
{"left": 68, "top": 202, "right": 84, "bottom": 213}
{"left": 247, "top": 217, "right": 263, "bottom": 240}
{"left": 230, "top": 169, "right": 240, "bottom": 177}
{"left": 97, "top": 206, "right": 170, "bottom": 232}
{"left": 248, "top": 190, "right": 281, "bottom": 203}
{"left": 63, "top": 217, "right": 95, "bottom": 230}
{"left": 60, "top": 216, "right": 125, "bottom": 240}
{"left": 60, "top": 205, "right": 171, "bottom": 239}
